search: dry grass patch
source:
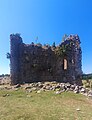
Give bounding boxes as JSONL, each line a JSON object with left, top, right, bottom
{"left": 0, "top": 89, "right": 92, "bottom": 120}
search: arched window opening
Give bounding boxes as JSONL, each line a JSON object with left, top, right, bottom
{"left": 64, "top": 59, "right": 68, "bottom": 70}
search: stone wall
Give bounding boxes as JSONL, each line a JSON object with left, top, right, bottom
{"left": 10, "top": 34, "right": 82, "bottom": 85}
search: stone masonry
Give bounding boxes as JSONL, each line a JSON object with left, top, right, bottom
{"left": 10, "top": 34, "right": 82, "bottom": 85}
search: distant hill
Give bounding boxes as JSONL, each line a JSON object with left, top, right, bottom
{"left": 82, "top": 73, "right": 92, "bottom": 79}
{"left": 0, "top": 74, "right": 10, "bottom": 77}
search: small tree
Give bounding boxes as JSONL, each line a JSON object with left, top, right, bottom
{"left": 6, "top": 53, "right": 11, "bottom": 59}
{"left": 52, "top": 42, "right": 56, "bottom": 48}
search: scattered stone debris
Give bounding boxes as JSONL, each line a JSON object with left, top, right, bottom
{"left": 36, "top": 90, "right": 41, "bottom": 94}
{"left": 26, "top": 95, "right": 32, "bottom": 98}
{"left": 0, "top": 76, "right": 11, "bottom": 85}
{"left": 74, "top": 85, "right": 79, "bottom": 93}
{"left": 22, "top": 82, "right": 92, "bottom": 98}
{"left": 2, "top": 94, "right": 10, "bottom": 97}
{"left": 13, "top": 84, "right": 21, "bottom": 88}
{"left": 0, "top": 81, "right": 92, "bottom": 98}
{"left": 76, "top": 108, "right": 81, "bottom": 111}
{"left": 87, "top": 90, "right": 92, "bottom": 98}
{"left": 55, "top": 90, "right": 64, "bottom": 94}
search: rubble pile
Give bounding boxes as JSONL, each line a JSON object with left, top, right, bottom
{"left": 1, "top": 82, "right": 92, "bottom": 98}
{"left": 21, "top": 82, "right": 92, "bottom": 97}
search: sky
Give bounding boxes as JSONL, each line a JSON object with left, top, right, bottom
{"left": 0, "top": 0, "right": 92, "bottom": 74}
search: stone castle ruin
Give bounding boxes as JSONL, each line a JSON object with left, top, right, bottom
{"left": 10, "top": 34, "right": 82, "bottom": 85}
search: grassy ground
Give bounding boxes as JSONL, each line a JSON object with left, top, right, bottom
{"left": 82, "top": 79, "right": 92, "bottom": 88}
{"left": 0, "top": 88, "right": 92, "bottom": 120}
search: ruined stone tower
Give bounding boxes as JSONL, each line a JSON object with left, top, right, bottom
{"left": 10, "top": 34, "right": 82, "bottom": 85}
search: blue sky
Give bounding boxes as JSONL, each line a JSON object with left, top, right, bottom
{"left": 0, "top": 0, "right": 92, "bottom": 74}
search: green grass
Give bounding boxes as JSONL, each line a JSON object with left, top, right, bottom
{"left": 0, "top": 89, "right": 92, "bottom": 120}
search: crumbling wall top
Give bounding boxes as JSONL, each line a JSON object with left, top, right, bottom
{"left": 10, "top": 33, "right": 22, "bottom": 42}
{"left": 62, "top": 34, "right": 80, "bottom": 43}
